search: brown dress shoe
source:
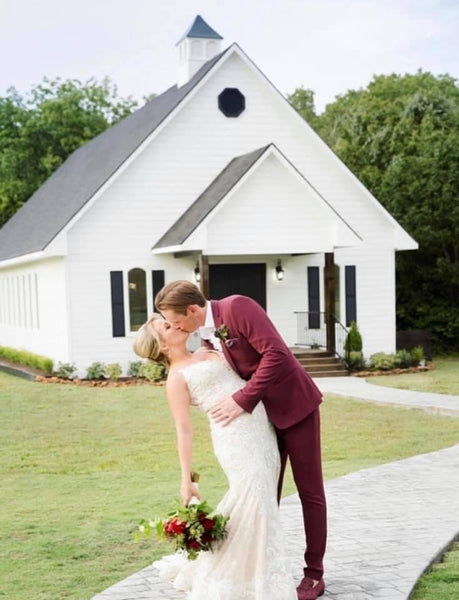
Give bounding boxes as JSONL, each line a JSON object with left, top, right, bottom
{"left": 297, "top": 576, "right": 325, "bottom": 600}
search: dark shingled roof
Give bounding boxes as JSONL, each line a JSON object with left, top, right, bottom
{"left": 176, "top": 15, "right": 223, "bottom": 44}
{"left": 153, "top": 145, "right": 271, "bottom": 250}
{"left": 0, "top": 48, "right": 228, "bottom": 262}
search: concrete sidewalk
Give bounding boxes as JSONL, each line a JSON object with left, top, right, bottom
{"left": 315, "top": 376, "right": 459, "bottom": 416}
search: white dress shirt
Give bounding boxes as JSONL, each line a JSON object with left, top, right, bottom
{"left": 198, "top": 301, "right": 222, "bottom": 352}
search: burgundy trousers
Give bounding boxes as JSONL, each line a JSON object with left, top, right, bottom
{"left": 276, "top": 408, "right": 327, "bottom": 580}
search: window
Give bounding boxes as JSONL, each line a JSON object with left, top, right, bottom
{"left": 345, "top": 266, "right": 357, "bottom": 326}
{"left": 128, "top": 268, "right": 147, "bottom": 332}
{"left": 110, "top": 269, "right": 165, "bottom": 337}
{"left": 218, "top": 88, "right": 245, "bottom": 117}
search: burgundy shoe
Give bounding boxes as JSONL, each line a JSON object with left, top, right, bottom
{"left": 297, "top": 576, "right": 325, "bottom": 600}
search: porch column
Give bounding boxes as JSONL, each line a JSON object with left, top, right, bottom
{"left": 324, "top": 252, "right": 336, "bottom": 355}
{"left": 199, "top": 254, "right": 210, "bottom": 299}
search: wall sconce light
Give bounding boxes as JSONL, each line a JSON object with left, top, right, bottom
{"left": 275, "top": 259, "right": 285, "bottom": 281}
{"left": 194, "top": 261, "right": 201, "bottom": 283}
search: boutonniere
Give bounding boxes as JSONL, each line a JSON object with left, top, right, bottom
{"left": 214, "top": 324, "right": 229, "bottom": 342}
{"left": 214, "top": 324, "right": 238, "bottom": 348}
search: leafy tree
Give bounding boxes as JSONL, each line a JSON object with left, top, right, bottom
{"left": 290, "top": 72, "right": 458, "bottom": 352}
{"left": 287, "top": 86, "right": 318, "bottom": 130}
{"left": 0, "top": 77, "right": 138, "bottom": 226}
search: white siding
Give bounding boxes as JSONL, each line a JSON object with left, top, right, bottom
{"left": 0, "top": 258, "right": 69, "bottom": 365}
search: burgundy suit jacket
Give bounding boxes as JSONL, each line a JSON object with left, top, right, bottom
{"left": 210, "top": 295, "right": 322, "bottom": 430}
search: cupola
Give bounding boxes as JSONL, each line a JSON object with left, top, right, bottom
{"left": 176, "top": 15, "right": 223, "bottom": 87}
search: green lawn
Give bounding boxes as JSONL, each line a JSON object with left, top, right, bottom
{"left": 411, "top": 542, "right": 459, "bottom": 600}
{"left": 0, "top": 364, "right": 458, "bottom": 600}
{"left": 367, "top": 355, "right": 459, "bottom": 395}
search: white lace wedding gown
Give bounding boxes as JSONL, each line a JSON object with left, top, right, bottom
{"left": 153, "top": 358, "right": 296, "bottom": 600}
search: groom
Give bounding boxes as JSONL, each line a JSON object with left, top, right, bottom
{"left": 155, "top": 281, "right": 327, "bottom": 600}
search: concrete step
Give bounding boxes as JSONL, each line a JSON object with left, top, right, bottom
{"left": 301, "top": 362, "right": 347, "bottom": 372}
{"left": 311, "top": 369, "right": 350, "bottom": 378}
{"left": 290, "top": 348, "right": 349, "bottom": 377}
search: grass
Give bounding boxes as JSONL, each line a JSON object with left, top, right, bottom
{"left": 367, "top": 355, "right": 459, "bottom": 395}
{"left": 0, "top": 362, "right": 458, "bottom": 600}
{"left": 411, "top": 542, "right": 459, "bottom": 600}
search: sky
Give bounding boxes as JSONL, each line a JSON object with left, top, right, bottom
{"left": 0, "top": 0, "right": 458, "bottom": 113}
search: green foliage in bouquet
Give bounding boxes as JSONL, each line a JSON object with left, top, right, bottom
{"left": 136, "top": 500, "right": 229, "bottom": 561}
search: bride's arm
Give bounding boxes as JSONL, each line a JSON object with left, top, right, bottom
{"left": 166, "top": 372, "right": 201, "bottom": 505}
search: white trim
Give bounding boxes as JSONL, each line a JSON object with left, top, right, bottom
{"left": 0, "top": 251, "right": 46, "bottom": 269}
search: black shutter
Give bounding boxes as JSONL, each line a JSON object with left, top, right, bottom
{"left": 110, "top": 271, "right": 125, "bottom": 337}
{"left": 307, "top": 267, "right": 320, "bottom": 329}
{"left": 152, "top": 270, "right": 165, "bottom": 311}
{"left": 345, "top": 266, "right": 357, "bottom": 326}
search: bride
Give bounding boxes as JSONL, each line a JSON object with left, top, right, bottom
{"left": 133, "top": 314, "right": 296, "bottom": 600}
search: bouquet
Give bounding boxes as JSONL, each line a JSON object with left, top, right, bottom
{"left": 135, "top": 474, "right": 229, "bottom": 560}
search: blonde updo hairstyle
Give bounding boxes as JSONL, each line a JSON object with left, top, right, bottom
{"left": 133, "top": 313, "right": 170, "bottom": 367}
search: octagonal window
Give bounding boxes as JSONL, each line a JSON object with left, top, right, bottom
{"left": 218, "top": 88, "right": 245, "bottom": 117}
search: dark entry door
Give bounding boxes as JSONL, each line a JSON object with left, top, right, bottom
{"left": 209, "top": 263, "right": 266, "bottom": 309}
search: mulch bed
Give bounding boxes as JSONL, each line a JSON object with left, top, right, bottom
{"left": 34, "top": 376, "right": 165, "bottom": 387}
{"left": 351, "top": 364, "right": 433, "bottom": 377}
{"left": 0, "top": 359, "right": 165, "bottom": 387}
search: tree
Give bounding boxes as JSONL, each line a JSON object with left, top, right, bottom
{"left": 0, "top": 77, "right": 138, "bottom": 226}
{"left": 289, "top": 71, "right": 459, "bottom": 351}
{"left": 286, "top": 86, "right": 318, "bottom": 129}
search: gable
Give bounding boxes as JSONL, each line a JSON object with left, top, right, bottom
{"left": 154, "top": 145, "right": 361, "bottom": 255}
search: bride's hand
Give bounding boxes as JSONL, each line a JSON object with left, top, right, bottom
{"left": 209, "top": 396, "right": 245, "bottom": 426}
{"left": 181, "top": 481, "right": 201, "bottom": 506}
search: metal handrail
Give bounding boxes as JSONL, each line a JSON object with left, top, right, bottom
{"left": 294, "top": 311, "right": 350, "bottom": 365}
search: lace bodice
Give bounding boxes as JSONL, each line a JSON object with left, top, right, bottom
{"left": 180, "top": 358, "right": 246, "bottom": 412}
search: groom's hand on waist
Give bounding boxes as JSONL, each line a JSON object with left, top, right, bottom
{"left": 209, "top": 396, "right": 245, "bottom": 426}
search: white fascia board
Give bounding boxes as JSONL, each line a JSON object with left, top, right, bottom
{"left": 0, "top": 251, "right": 46, "bottom": 269}
{"left": 49, "top": 45, "right": 240, "bottom": 251}
{"left": 151, "top": 244, "right": 185, "bottom": 255}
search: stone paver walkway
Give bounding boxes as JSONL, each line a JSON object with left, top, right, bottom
{"left": 91, "top": 381, "right": 459, "bottom": 599}
{"left": 91, "top": 443, "right": 459, "bottom": 600}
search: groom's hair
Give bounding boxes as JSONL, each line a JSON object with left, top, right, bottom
{"left": 155, "top": 280, "right": 206, "bottom": 314}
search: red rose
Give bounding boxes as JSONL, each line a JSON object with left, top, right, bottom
{"left": 202, "top": 531, "right": 213, "bottom": 544}
{"left": 203, "top": 518, "right": 215, "bottom": 531}
{"left": 190, "top": 540, "right": 201, "bottom": 549}
{"left": 164, "top": 517, "right": 186, "bottom": 535}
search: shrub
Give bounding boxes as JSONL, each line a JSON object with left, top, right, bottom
{"left": 86, "top": 361, "right": 106, "bottom": 380}
{"left": 394, "top": 349, "right": 413, "bottom": 369}
{"left": 0, "top": 345, "right": 53, "bottom": 374}
{"left": 128, "top": 361, "right": 144, "bottom": 378}
{"left": 410, "top": 345, "right": 425, "bottom": 366}
{"left": 369, "top": 352, "right": 396, "bottom": 370}
{"left": 56, "top": 362, "right": 77, "bottom": 380}
{"left": 345, "top": 321, "right": 362, "bottom": 352}
{"left": 140, "top": 361, "right": 165, "bottom": 382}
{"left": 348, "top": 351, "right": 365, "bottom": 370}
{"left": 105, "top": 363, "right": 122, "bottom": 380}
